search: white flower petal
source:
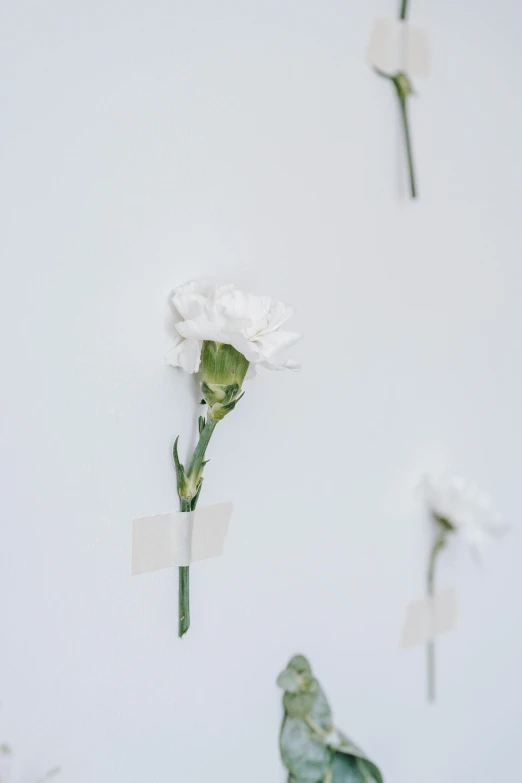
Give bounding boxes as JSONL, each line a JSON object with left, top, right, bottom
{"left": 225, "top": 333, "right": 260, "bottom": 363}
{"left": 171, "top": 280, "right": 212, "bottom": 320}
{"left": 165, "top": 337, "right": 202, "bottom": 373}
{"left": 218, "top": 289, "right": 265, "bottom": 334}
{"left": 418, "top": 473, "right": 507, "bottom": 554}
{"left": 261, "top": 358, "right": 301, "bottom": 371}
{"left": 166, "top": 280, "right": 301, "bottom": 373}
{"left": 175, "top": 319, "right": 224, "bottom": 342}
{"left": 262, "top": 299, "right": 295, "bottom": 334}
{"left": 253, "top": 329, "right": 303, "bottom": 360}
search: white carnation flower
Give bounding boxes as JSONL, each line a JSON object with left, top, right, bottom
{"left": 418, "top": 473, "right": 507, "bottom": 553}
{"left": 165, "top": 280, "right": 302, "bottom": 374}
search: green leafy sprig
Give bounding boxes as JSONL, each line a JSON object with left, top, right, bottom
{"left": 277, "top": 655, "right": 384, "bottom": 783}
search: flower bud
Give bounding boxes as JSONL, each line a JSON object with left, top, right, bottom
{"left": 200, "top": 341, "right": 248, "bottom": 420}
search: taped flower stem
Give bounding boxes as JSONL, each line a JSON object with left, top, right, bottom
{"left": 393, "top": 74, "right": 417, "bottom": 198}
{"left": 172, "top": 340, "right": 249, "bottom": 637}
{"left": 366, "top": 0, "right": 429, "bottom": 199}
{"left": 426, "top": 528, "right": 448, "bottom": 702}
{"left": 179, "top": 497, "right": 193, "bottom": 636}
{"left": 131, "top": 502, "right": 232, "bottom": 574}
{"left": 165, "top": 281, "right": 302, "bottom": 638}
{"left": 174, "top": 411, "right": 222, "bottom": 637}
{"left": 387, "top": 0, "right": 416, "bottom": 199}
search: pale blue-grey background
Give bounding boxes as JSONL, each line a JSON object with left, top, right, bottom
{"left": 1, "top": 0, "right": 521, "bottom": 780}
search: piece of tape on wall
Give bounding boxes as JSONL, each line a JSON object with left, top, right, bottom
{"left": 401, "top": 587, "right": 457, "bottom": 648}
{"left": 131, "top": 501, "right": 233, "bottom": 575}
{"left": 366, "top": 18, "right": 431, "bottom": 78}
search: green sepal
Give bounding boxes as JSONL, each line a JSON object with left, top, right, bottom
{"left": 374, "top": 68, "right": 413, "bottom": 99}
{"left": 201, "top": 381, "right": 224, "bottom": 407}
{"left": 392, "top": 71, "right": 413, "bottom": 100}
{"left": 193, "top": 459, "right": 209, "bottom": 487}
{"left": 191, "top": 480, "right": 203, "bottom": 510}
{"left": 222, "top": 383, "right": 240, "bottom": 405}
{"left": 212, "top": 391, "right": 245, "bottom": 421}
{"left": 433, "top": 513, "right": 455, "bottom": 534}
{"left": 173, "top": 437, "right": 189, "bottom": 497}
{"left": 202, "top": 382, "right": 245, "bottom": 421}
{"left": 201, "top": 381, "right": 240, "bottom": 407}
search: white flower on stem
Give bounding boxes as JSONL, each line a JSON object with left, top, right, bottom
{"left": 418, "top": 473, "right": 508, "bottom": 554}
{"left": 165, "top": 280, "right": 302, "bottom": 374}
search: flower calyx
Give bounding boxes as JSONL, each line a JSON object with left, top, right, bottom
{"left": 432, "top": 512, "right": 456, "bottom": 535}
{"left": 202, "top": 381, "right": 244, "bottom": 421}
{"left": 392, "top": 71, "right": 414, "bottom": 101}
{"left": 201, "top": 340, "right": 249, "bottom": 386}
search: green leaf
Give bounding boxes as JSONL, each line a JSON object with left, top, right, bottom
{"left": 284, "top": 689, "right": 316, "bottom": 720}
{"left": 332, "top": 753, "right": 365, "bottom": 782}
{"left": 280, "top": 717, "right": 331, "bottom": 783}
{"left": 287, "top": 655, "right": 312, "bottom": 675}
{"left": 277, "top": 668, "right": 301, "bottom": 693}
{"left": 334, "top": 733, "right": 383, "bottom": 783}
{"left": 198, "top": 416, "right": 205, "bottom": 435}
{"left": 355, "top": 758, "right": 383, "bottom": 783}
{"left": 278, "top": 656, "right": 384, "bottom": 783}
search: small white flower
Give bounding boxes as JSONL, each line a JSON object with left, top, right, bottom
{"left": 418, "top": 473, "right": 507, "bottom": 553}
{"left": 165, "top": 280, "right": 302, "bottom": 374}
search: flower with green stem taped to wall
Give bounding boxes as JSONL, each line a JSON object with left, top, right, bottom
{"left": 366, "top": 1, "right": 431, "bottom": 198}
{"left": 277, "top": 655, "right": 384, "bottom": 783}
{"left": 164, "top": 280, "right": 302, "bottom": 637}
{"left": 413, "top": 473, "right": 509, "bottom": 703}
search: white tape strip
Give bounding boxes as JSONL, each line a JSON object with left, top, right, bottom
{"left": 366, "top": 18, "right": 431, "bottom": 78}
{"left": 131, "top": 501, "right": 233, "bottom": 575}
{"left": 401, "top": 587, "right": 457, "bottom": 648}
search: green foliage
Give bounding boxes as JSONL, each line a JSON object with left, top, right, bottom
{"left": 278, "top": 656, "right": 383, "bottom": 783}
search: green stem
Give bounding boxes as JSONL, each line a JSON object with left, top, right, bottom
{"left": 178, "top": 498, "right": 191, "bottom": 638}
{"left": 186, "top": 418, "right": 217, "bottom": 483}
{"left": 177, "top": 417, "right": 218, "bottom": 638}
{"left": 399, "top": 0, "right": 409, "bottom": 20}
{"left": 398, "top": 96, "right": 417, "bottom": 198}
{"left": 426, "top": 531, "right": 446, "bottom": 703}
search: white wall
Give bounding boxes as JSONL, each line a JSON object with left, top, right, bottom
{"left": 1, "top": 0, "right": 522, "bottom": 781}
